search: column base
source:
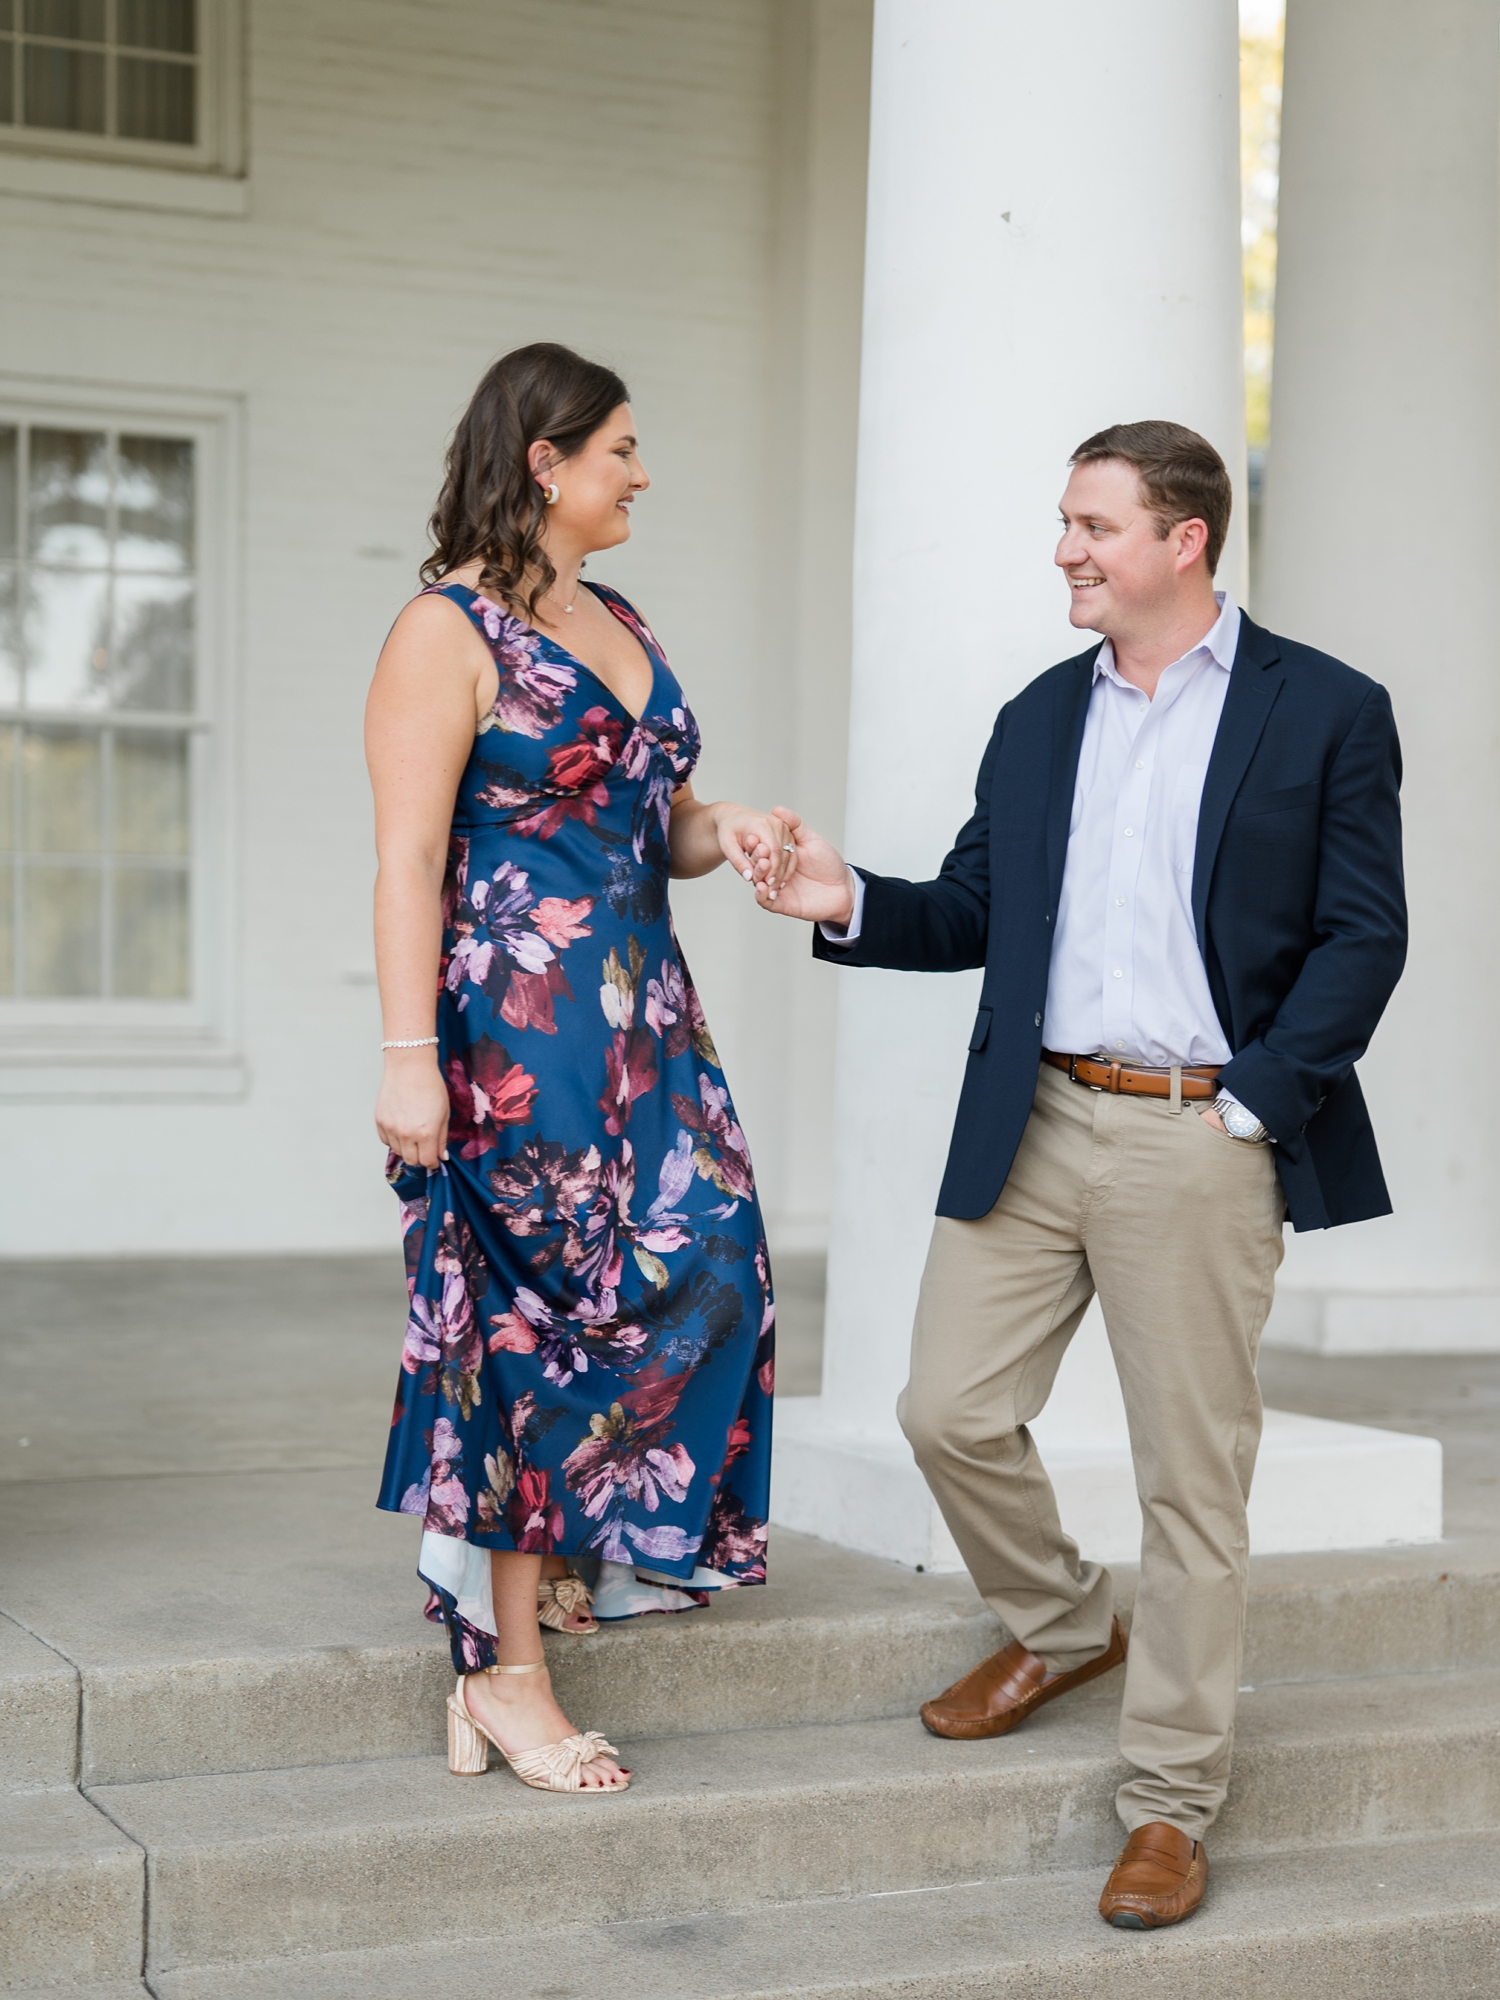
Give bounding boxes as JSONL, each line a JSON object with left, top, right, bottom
{"left": 1265, "top": 1288, "right": 1500, "bottom": 1354}
{"left": 770, "top": 1398, "right": 1444, "bottom": 1571}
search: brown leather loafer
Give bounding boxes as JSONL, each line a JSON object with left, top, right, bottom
{"left": 1098, "top": 1822, "right": 1208, "bottom": 1928}
{"left": 918, "top": 1615, "right": 1126, "bottom": 1740}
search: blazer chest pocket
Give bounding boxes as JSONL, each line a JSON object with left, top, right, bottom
{"left": 969, "top": 1007, "right": 993, "bottom": 1053}
{"left": 1231, "top": 781, "right": 1320, "bottom": 820}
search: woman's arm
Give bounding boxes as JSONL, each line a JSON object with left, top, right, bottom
{"left": 366, "top": 597, "right": 493, "bottom": 1168}
{"left": 668, "top": 781, "right": 798, "bottom": 893}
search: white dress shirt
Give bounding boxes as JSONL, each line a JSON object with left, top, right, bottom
{"left": 1042, "top": 593, "right": 1238, "bottom": 1066}
{"left": 829, "top": 594, "right": 1252, "bottom": 1094}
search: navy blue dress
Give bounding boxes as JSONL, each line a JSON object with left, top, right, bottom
{"left": 377, "top": 582, "right": 774, "bottom": 1672}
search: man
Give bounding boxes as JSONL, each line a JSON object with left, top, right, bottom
{"left": 760, "top": 422, "right": 1406, "bottom": 1928}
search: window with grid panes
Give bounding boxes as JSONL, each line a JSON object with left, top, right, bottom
{"left": 0, "top": 1, "right": 199, "bottom": 150}
{"left": 0, "top": 420, "right": 197, "bottom": 1002}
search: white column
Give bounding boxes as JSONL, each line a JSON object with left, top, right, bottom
{"left": 772, "top": 0, "right": 1441, "bottom": 1563}
{"left": 1257, "top": 0, "right": 1500, "bottom": 1356}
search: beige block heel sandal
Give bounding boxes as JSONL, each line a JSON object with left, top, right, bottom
{"left": 445, "top": 1662, "right": 628, "bottom": 1791}
{"left": 536, "top": 1572, "right": 599, "bottom": 1635}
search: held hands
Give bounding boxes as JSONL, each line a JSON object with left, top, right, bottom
{"left": 747, "top": 808, "right": 855, "bottom": 925}
{"left": 711, "top": 802, "right": 800, "bottom": 897}
{"left": 375, "top": 1049, "right": 451, "bottom": 1169}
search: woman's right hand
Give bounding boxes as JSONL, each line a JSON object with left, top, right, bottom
{"left": 375, "top": 1050, "right": 452, "bottom": 1167}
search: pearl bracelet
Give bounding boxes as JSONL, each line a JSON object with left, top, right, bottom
{"left": 382, "top": 1037, "right": 439, "bottom": 1050}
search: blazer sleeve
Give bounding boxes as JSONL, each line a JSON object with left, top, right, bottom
{"left": 812, "top": 710, "right": 1003, "bottom": 974}
{"left": 1217, "top": 683, "right": 1407, "bottom": 1150}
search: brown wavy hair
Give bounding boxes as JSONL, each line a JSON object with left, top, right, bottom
{"left": 422, "top": 343, "right": 630, "bottom": 620}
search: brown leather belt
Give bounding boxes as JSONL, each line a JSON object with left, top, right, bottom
{"left": 1042, "top": 1049, "right": 1221, "bottom": 1101}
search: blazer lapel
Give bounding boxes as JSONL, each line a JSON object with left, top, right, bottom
{"left": 1046, "top": 650, "right": 1098, "bottom": 907}
{"left": 1192, "top": 615, "right": 1285, "bottom": 948}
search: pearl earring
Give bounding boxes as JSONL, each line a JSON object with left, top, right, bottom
{"left": 544, "top": 483, "right": 560, "bottom": 506}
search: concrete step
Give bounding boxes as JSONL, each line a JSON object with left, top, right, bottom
{"left": 88, "top": 1667, "right": 1500, "bottom": 1976}
{"left": 148, "top": 1828, "right": 1500, "bottom": 2000}
{"left": 3, "top": 1454, "right": 1497, "bottom": 1786}
{"left": 0, "top": 1613, "right": 77, "bottom": 1789}
{"left": 6, "top": 1987, "right": 149, "bottom": 2000}
{"left": 0, "top": 1789, "right": 143, "bottom": 1991}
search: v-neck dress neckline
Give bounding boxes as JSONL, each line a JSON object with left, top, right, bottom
{"left": 444, "top": 579, "right": 662, "bottom": 731}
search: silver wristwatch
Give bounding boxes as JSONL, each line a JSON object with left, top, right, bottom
{"left": 1213, "top": 1092, "right": 1269, "bottom": 1143}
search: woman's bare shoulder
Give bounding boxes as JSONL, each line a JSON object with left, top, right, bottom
{"left": 380, "top": 585, "right": 491, "bottom": 661}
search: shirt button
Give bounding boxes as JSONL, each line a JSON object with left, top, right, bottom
{"left": 1116, "top": 1040, "right": 1125, "bottom": 1050}
{"left": 1123, "top": 827, "right": 1134, "bottom": 837}
{"left": 1112, "top": 968, "right": 1123, "bottom": 979}
{"left": 1115, "top": 897, "right": 1125, "bottom": 906}
{"left": 1135, "top": 761, "right": 1144, "bottom": 770}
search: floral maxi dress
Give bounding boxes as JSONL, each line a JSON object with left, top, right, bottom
{"left": 377, "top": 581, "right": 774, "bottom": 1671}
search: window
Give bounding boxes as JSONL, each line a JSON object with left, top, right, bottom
{"left": 0, "top": 0, "right": 241, "bottom": 193}
{"left": 0, "top": 419, "right": 198, "bottom": 1004}
{"left": 1, "top": 1, "right": 197, "bottom": 146}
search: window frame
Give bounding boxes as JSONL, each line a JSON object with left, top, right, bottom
{"left": 0, "top": 0, "right": 243, "bottom": 183}
{"left": 0, "top": 373, "right": 241, "bottom": 1099}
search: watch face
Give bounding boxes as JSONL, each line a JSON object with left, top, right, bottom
{"left": 1223, "top": 1102, "right": 1258, "bottom": 1138}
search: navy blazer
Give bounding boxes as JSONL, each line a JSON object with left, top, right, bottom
{"left": 814, "top": 615, "right": 1407, "bottom": 1232}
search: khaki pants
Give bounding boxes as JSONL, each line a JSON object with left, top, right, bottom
{"left": 897, "top": 1061, "right": 1286, "bottom": 1838}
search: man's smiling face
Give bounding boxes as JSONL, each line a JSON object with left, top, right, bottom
{"left": 1054, "top": 457, "right": 1198, "bottom": 639}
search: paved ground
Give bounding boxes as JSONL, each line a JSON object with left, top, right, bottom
{"left": 0, "top": 1249, "right": 1492, "bottom": 1535}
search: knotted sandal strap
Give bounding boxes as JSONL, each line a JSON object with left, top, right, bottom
{"left": 504, "top": 1730, "right": 621, "bottom": 1792}
{"left": 537, "top": 1573, "right": 599, "bottom": 1633}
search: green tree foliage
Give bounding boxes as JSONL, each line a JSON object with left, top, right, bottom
{"left": 1241, "top": 10, "right": 1284, "bottom": 449}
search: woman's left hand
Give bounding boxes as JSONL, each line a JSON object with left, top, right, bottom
{"left": 712, "top": 804, "right": 798, "bottom": 898}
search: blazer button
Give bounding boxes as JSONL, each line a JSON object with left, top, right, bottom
{"left": 1034, "top": 1012, "right": 1042, "bottom": 1027}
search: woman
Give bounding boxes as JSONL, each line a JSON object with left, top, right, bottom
{"left": 367, "top": 344, "right": 787, "bottom": 1795}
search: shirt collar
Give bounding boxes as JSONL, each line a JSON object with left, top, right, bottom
{"left": 1094, "top": 592, "right": 1241, "bottom": 685}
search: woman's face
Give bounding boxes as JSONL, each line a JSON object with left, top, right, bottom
{"left": 534, "top": 404, "right": 649, "bottom": 553}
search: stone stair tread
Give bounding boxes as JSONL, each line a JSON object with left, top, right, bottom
{"left": 5, "top": 1986, "right": 150, "bottom": 2000}
{"left": 0, "top": 1788, "right": 144, "bottom": 1989}
{"left": 86, "top": 1667, "right": 1500, "bottom": 1972}
{"left": 5, "top": 1495, "right": 1499, "bottom": 1786}
{"left": 94, "top": 1662, "right": 1500, "bottom": 1849}
{"left": 0, "top": 1611, "right": 78, "bottom": 1789}
{"left": 150, "top": 1829, "right": 1500, "bottom": 2000}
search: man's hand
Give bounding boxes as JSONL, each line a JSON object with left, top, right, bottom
{"left": 750, "top": 808, "right": 856, "bottom": 924}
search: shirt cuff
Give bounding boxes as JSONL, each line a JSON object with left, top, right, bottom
{"left": 817, "top": 868, "right": 864, "bottom": 945}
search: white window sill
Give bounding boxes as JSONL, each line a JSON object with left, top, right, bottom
{"left": 0, "top": 151, "right": 248, "bottom": 217}
{"left": 0, "top": 1038, "right": 247, "bottom": 1100}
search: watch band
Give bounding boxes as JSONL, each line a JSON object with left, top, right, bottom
{"left": 1213, "top": 1091, "right": 1269, "bottom": 1143}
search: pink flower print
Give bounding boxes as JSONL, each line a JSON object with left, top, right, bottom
{"left": 486, "top": 1286, "right": 548, "bottom": 1355}
{"left": 671, "top": 1072, "right": 755, "bottom": 1201}
{"left": 443, "top": 1037, "right": 538, "bottom": 1160}
{"left": 599, "top": 1026, "right": 659, "bottom": 1137}
{"left": 401, "top": 1295, "right": 443, "bottom": 1377}
{"left": 563, "top": 1376, "right": 696, "bottom": 1521}
{"left": 470, "top": 595, "right": 507, "bottom": 643}
{"left": 644, "top": 957, "right": 688, "bottom": 1053}
{"left": 466, "top": 602, "right": 578, "bottom": 739}
{"left": 508, "top": 1466, "right": 564, "bottom": 1553}
{"left": 424, "top": 1417, "right": 471, "bottom": 1536}
{"left": 532, "top": 896, "right": 595, "bottom": 948}
{"left": 701, "top": 1491, "right": 768, "bottom": 1578}
{"left": 499, "top": 961, "right": 575, "bottom": 1037}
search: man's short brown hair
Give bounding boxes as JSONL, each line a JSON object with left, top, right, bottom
{"left": 1070, "top": 420, "right": 1232, "bottom": 575}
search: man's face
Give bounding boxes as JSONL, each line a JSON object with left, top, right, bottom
{"left": 1054, "top": 458, "right": 1203, "bottom": 638}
